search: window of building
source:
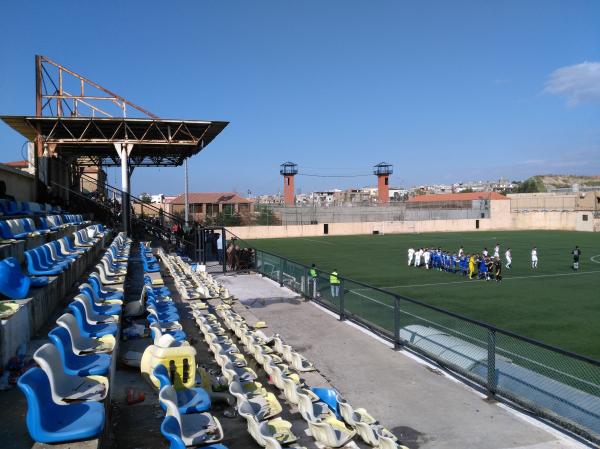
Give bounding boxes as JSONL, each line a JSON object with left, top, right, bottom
{"left": 190, "top": 203, "right": 203, "bottom": 214}
{"left": 582, "top": 214, "right": 588, "bottom": 221}
{"left": 206, "top": 203, "right": 219, "bottom": 215}
{"left": 239, "top": 203, "right": 249, "bottom": 213}
{"left": 222, "top": 204, "right": 234, "bottom": 215}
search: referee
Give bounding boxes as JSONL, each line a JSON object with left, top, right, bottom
{"left": 572, "top": 246, "right": 581, "bottom": 270}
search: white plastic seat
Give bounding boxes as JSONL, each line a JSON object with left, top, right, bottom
{"left": 282, "top": 377, "right": 316, "bottom": 405}
{"left": 159, "top": 385, "right": 223, "bottom": 445}
{"left": 56, "top": 313, "right": 115, "bottom": 355}
{"left": 95, "top": 264, "right": 125, "bottom": 285}
{"left": 355, "top": 422, "right": 397, "bottom": 446}
{"left": 281, "top": 344, "right": 294, "bottom": 363}
{"left": 33, "top": 343, "right": 108, "bottom": 403}
{"left": 338, "top": 396, "right": 376, "bottom": 427}
{"left": 269, "top": 363, "right": 299, "bottom": 391}
{"left": 229, "top": 380, "right": 282, "bottom": 420}
{"left": 290, "top": 351, "right": 315, "bottom": 372}
{"left": 307, "top": 418, "right": 356, "bottom": 448}
{"left": 272, "top": 335, "right": 285, "bottom": 355}
{"left": 297, "top": 389, "right": 333, "bottom": 422}
{"left": 378, "top": 434, "right": 409, "bottom": 449}
{"left": 221, "top": 361, "right": 257, "bottom": 385}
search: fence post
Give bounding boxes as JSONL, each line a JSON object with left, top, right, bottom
{"left": 279, "top": 259, "right": 285, "bottom": 286}
{"left": 487, "top": 328, "right": 497, "bottom": 398}
{"left": 303, "top": 266, "right": 308, "bottom": 297}
{"left": 394, "top": 297, "right": 402, "bottom": 350}
{"left": 259, "top": 251, "right": 264, "bottom": 276}
{"left": 339, "top": 279, "right": 345, "bottom": 321}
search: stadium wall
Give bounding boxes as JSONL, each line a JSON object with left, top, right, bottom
{"left": 229, "top": 200, "right": 596, "bottom": 239}
{"left": 0, "top": 163, "right": 35, "bottom": 202}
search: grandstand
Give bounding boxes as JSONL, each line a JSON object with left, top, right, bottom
{"left": 0, "top": 55, "right": 596, "bottom": 449}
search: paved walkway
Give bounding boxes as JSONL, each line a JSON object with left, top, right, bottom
{"left": 218, "top": 273, "right": 588, "bottom": 449}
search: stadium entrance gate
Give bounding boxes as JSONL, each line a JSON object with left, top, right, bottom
{"left": 196, "top": 226, "right": 227, "bottom": 274}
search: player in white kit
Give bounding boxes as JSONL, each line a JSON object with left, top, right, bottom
{"left": 505, "top": 248, "right": 512, "bottom": 269}
{"left": 423, "top": 248, "right": 431, "bottom": 269}
{"left": 493, "top": 243, "right": 500, "bottom": 259}
{"left": 408, "top": 248, "right": 415, "bottom": 266}
{"left": 415, "top": 248, "right": 423, "bottom": 267}
{"left": 531, "top": 247, "right": 538, "bottom": 269}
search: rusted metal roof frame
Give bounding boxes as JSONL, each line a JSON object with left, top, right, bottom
{"left": 0, "top": 116, "right": 229, "bottom": 167}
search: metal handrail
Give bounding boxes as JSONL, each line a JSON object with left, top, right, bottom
{"left": 78, "top": 172, "right": 184, "bottom": 224}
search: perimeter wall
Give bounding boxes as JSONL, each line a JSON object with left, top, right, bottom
{"left": 228, "top": 200, "right": 599, "bottom": 239}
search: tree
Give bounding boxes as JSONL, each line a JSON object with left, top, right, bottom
{"left": 516, "top": 177, "right": 546, "bottom": 193}
{"left": 140, "top": 192, "right": 152, "bottom": 204}
{"left": 255, "top": 206, "right": 281, "bottom": 225}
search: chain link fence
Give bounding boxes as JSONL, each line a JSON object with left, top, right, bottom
{"left": 253, "top": 248, "right": 600, "bottom": 444}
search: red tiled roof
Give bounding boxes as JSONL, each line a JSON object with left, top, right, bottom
{"left": 171, "top": 192, "right": 252, "bottom": 205}
{"left": 407, "top": 192, "right": 508, "bottom": 203}
{"left": 4, "top": 160, "right": 29, "bottom": 168}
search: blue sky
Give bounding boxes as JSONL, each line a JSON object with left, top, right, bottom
{"left": 1, "top": 1, "right": 599, "bottom": 195}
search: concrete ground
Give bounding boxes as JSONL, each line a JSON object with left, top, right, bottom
{"left": 218, "top": 272, "right": 590, "bottom": 449}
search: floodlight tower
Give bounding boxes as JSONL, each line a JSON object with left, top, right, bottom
{"left": 373, "top": 162, "right": 393, "bottom": 204}
{"left": 280, "top": 162, "right": 298, "bottom": 206}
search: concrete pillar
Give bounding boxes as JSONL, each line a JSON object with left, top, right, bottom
{"left": 184, "top": 158, "right": 189, "bottom": 227}
{"left": 115, "top": 143, "right": 133, "bottom": 235}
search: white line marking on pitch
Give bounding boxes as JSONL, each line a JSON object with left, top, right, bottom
{"left": 369, "top": 270, "right": 600, "bottom": 289}
{"left": 590, "top": 254, "right": 600, "bottom": 264}
{"left": 300, "top": 238, "right": 334, "bottom": 245}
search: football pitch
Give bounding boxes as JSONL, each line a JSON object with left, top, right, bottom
{"left": 248, "top": 230, "right": 600, "bottom": 359}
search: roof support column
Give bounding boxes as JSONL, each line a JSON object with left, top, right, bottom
{"left": 115, "top": 143, "right": 133, "bottom": 236}
{"left": 184, "top": 158, "right": 189, "bottom": 228}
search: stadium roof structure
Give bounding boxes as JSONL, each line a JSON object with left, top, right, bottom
{"left": 407, "top": 191, "right": 508, "bottom": 203}
{"left": 0, "top": 55, "right": 229, "bottom": 235}
{"left": 170, "top": 192, "right": 253, "bottom": 205}
{"left": 0, "top": 115, "right": 228, "bottom": 167}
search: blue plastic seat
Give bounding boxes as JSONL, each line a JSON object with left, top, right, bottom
{"left": 25, "top": 250, "right": 62, "bottom": 276}
{"left": 0, "top": 257, "right": 30, "bottom": 298}
{"left": 52, "top": 240, "right": 78, "bottom": 262}
{"left": 39, "top": 216, "right": 59, "bottom": 231}
{"left": 142, "top": 258, "right": 161, "bottom": 273}
{"left": 67, "top": 302, "right": 118, "bottom": 338}
{"left": 41, "top": 244, "right": 71, "bottom": 268}
{"left": 79, "top": 289, "right": 121, "bottom": 315}
{"left": 48, "top": 327, "right": 110, "bottom": 376}
{"left": 37, "top": 246, "right": 67, "bottom": 269}
{"left": 17, "top": 368, "right": 105, "bottom": 444}
{"left": 5, "top": 201, "right": 23, "bottom": 216}
{"left": 62, "top": 236, "right": 87, "bottom": 254}
{"left": 160, "top": 416, "right": 228, "bottom": 449}
{"left": 0, "top": 256, "right": 48, "bottom": 299}
{"left": 154, "top": 365, "right": 211, "bottom": 414}
{"left": 0, "top": 219, "right": 29, "bottom": 239}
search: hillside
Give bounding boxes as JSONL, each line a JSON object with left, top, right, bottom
{"left": 536, "top": 174, "right": 600, "bottom": 189}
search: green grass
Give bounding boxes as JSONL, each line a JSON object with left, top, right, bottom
{"left": 249, "top": 231, "right": 600, "bottom": 360}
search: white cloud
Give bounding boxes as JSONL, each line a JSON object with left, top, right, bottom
{"left": 544, "top": 61, "right": 600, "bottom": 106}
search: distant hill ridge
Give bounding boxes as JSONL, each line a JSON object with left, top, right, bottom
{"left": 533, "top": 174, "right": 600, "bottom": 189}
